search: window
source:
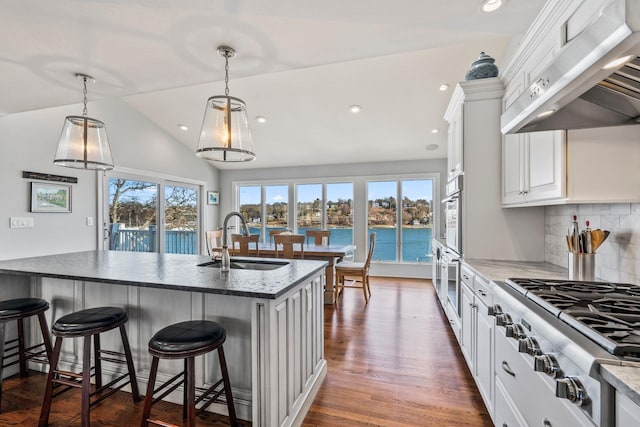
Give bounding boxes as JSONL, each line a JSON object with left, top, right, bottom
{"left": 107, "top": 176, "right": 200, "bottom": 254}
{"left": 234, "top": 176, "right": 434, "bottom": 264}
{"left": 296, "top": 183, "right": 322, "bottom": 233}
{"left": 238, "top": 184, "right": 289, "bottom": 241}
{"left": 326, "top": 183, "right": 353, "bottom": 246}
{"left": 368, "top": 181, "right": 397, "bottom": 261}
{"left": 108, "top": 178, "right": 158, "bottom": 252}
{"left": 266, "top": 185, "right": 288, "bottom": 235}
{"left": 368, "top": 178, "right": 433, "bottom": 263}
{"left": 239, "top": 185, "right": 261, "bottom": 234}
{"left": 164, "top": 185, "right": 198, "bottom": 254}
{"left": 401, "top": 180, "right": 433, "bottom": 262}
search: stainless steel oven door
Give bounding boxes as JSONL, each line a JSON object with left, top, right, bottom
{"left": 442, "top": 193, "right": 461, "bottom": 256}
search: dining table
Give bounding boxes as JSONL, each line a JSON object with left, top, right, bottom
{"left": 253, "top": 242, "right": 355, "bottom": 304}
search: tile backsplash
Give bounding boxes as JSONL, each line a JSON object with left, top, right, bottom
{"left": 545, "top": 203, "right": 640, "bottom": 284}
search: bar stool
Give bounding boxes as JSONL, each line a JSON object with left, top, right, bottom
{"left": 39, "top": 306, "right": 141, "bottom": 427}
{"left": 0, "top": 297, "right": 52, "bottom": 412}
{"left": 140, "top": 320, "right": 238, "bottom": 427}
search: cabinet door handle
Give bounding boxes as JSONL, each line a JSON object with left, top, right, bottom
{"left": 543, "top": 419, "right": 552, "bottom": 427}
{"left": 478, "top": 289, "right": 487, "bottom": 297}
{"left": 502, "top": 360, "right": 516, "bottom": 377}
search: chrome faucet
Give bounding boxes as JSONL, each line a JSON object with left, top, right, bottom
{"left": 221, "top": 211, "right": 250, "bottom": 272}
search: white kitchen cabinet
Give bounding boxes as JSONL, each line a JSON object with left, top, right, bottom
{"left": 503, "top": 125, "right": 640, "bottom": 207}
{"left": 447, "top": 104, "right": 463, "bottom": 180}
{"left": 444, "top": 78, "right": 544, "bottom": 261}
{"left": 502, "top": 130, "right": 566, "bottom": 206}
{"left": 460, "top": 280, "right": 474, "bottom": 368}
{"left": 473, "top": 274, "right": 493, "bottom": 413}
{"left": 495, "top": 378, "right": 527, "bottom": 427}
{"left": 459, "top": 263, "right": 494, "bottom": 417}
{"left": 616, "top": 392, "right": 640, "bottom": 427}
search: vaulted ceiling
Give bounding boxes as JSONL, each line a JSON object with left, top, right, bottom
{"left": 0, "top": 0, "right": 545, "bottom": 169}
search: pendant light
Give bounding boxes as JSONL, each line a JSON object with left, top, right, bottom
{"left": 196, "top": 46, "right": 256, "bottom": 162}
{"left": 54, "top": 73, "right": 114, "bottom": 170}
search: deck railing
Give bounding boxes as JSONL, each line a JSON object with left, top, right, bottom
{"left": 109, "top": 225, "right": 197, "bottom": 254}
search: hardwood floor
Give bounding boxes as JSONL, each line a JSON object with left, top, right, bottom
{"left": 303, "top": 277, "right": 492, "bottom": 427}
{"left": 0, "top": 277, "right": 491, "bottom": 426}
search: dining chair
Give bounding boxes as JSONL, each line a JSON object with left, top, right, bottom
{"left": 268, "top": 229, "right": 290, "bottom": 244}
{"left": 205, "top": 229, "right": 223, "bottom": 257}
{"left": 231, "top": 234, "right": 260, "bottom": 256}
{"left": 335, "top": 233, "right": 376, "bottom": 303}
{"left": 273, "top": 234, "right": 305, "bottom": 259}
{"left": 305, "top": 230, "right": 330, "bottom": 246}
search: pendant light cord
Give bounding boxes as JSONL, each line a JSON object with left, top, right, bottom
{"left": 82, "top": 76, "right": 88, "bottom": 117}
{"left": 224, "top": 53, "right": 230, "bottom": 97}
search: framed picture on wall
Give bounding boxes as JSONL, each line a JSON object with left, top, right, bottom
{"left": 30, "top": 182, "right": 72, "bottom": 213}
{"left": 207, "top": 190, "right": 219, "bottom": 205}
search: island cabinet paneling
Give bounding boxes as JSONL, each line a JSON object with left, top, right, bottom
{"left": 258, "top": 276, "right": 324, "bottom": 427}
{"left": 30, "top": 272, "right": 326, "bottom": 427}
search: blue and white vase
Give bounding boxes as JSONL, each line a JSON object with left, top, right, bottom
{"left": 465, "top": 52, "right": 499, "bottom": 80}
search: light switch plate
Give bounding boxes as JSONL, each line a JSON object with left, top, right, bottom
{"left": 86, "top": 217, "right": 94, "bottom": 226}
{"left": 10, "top": 217, "right": 34, "bottom": 228}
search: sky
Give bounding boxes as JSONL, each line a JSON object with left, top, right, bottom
{"left": 239, "top": 179, "right": 433, "bottom": 205}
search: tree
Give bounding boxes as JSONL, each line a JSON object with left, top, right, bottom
{"left": 109, "top": 179, "right": 156, "bottom": 225}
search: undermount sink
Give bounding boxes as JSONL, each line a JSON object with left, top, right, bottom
{"left": 198, "top": 259, "right": 289, "bottom": 271}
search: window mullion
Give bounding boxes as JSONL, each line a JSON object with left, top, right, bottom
{"left": 397, "top": 180, "right": 402, "bottom": 263}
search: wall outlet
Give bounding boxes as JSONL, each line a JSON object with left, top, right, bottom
{"left": 10, "top": 217, "right": 34, "bottom": 228}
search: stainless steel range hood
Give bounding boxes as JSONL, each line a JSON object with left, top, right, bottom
{"left": 502, "top": 0, "right": 640, "bottom": 134}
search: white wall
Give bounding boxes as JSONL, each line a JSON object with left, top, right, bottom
{"left": 545, "top": 204, "right": 640, "bottom": 284}
{"left": 219, "top": 159, "right": 447, "bottom": 278}
{"left": 0, "top": 98, "right": 219, "bottom": 261}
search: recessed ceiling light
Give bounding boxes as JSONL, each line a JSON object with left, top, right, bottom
{"left": 178, "top": 124, "right": 189, "bottom": 131}
{"left": 537, "top": 109, "right": 556, "bottom": 118}
{"left": 349, "top": 105, "right": 362, "bottom": 114}
{"left": 439, "top": 84, "right": 449, "bottom": 91}
{"left": 431, "top": 129, "right": 440, "bottom": 134}
{"left": 255, "top": 116, "right": 267, "bottom": 124}
{"left": 603, "top": 54, "right": 634, "bottom": 70}
{"left": 425, "top": 144, "right": 439, "bottom": 151}
{"left": 481, "top": 0, "right": 503, "bottom": 13}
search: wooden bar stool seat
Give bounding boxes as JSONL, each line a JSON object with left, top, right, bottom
{"left": 140, "top": 320, "right": 238, "bottom": 427}
{"left": 39, "top": 307, "right": 140, "bottom": 427}
{"left": 0, "top": 297, "right": 52, "bottom": 412}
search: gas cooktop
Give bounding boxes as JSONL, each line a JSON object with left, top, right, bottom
{"left": 506, "top": 278, "right": 640, "bottom": 359}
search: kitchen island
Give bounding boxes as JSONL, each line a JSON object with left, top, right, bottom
{"left": 0, "top": 250, "right": 328, "bottom": 427}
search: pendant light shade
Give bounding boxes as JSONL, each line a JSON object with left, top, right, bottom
{"left": 196, "top": 46, "right": 255, "bottom": 162}
{"left": 54, "top": 73, "right": 114, "bottom": 170}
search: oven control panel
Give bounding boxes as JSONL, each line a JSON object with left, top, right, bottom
{"left": 489, "top": 283, "right": 604, "bottom": 426}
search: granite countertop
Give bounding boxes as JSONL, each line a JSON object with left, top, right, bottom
{"left": 463, "top": 258, "right": 568, "bottom": 282}
{"left": 601, "top": 365, "right": 640, "bottom": 407}
{"left": 0, "top": 250, "right": 327, "bottom": 299}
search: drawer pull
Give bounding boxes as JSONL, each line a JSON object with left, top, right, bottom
{"left": 543, "top": 419, "right": 552, "bottom": 426}
{"left": 502, "top": 360, "right": 516, "bottom": 377}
